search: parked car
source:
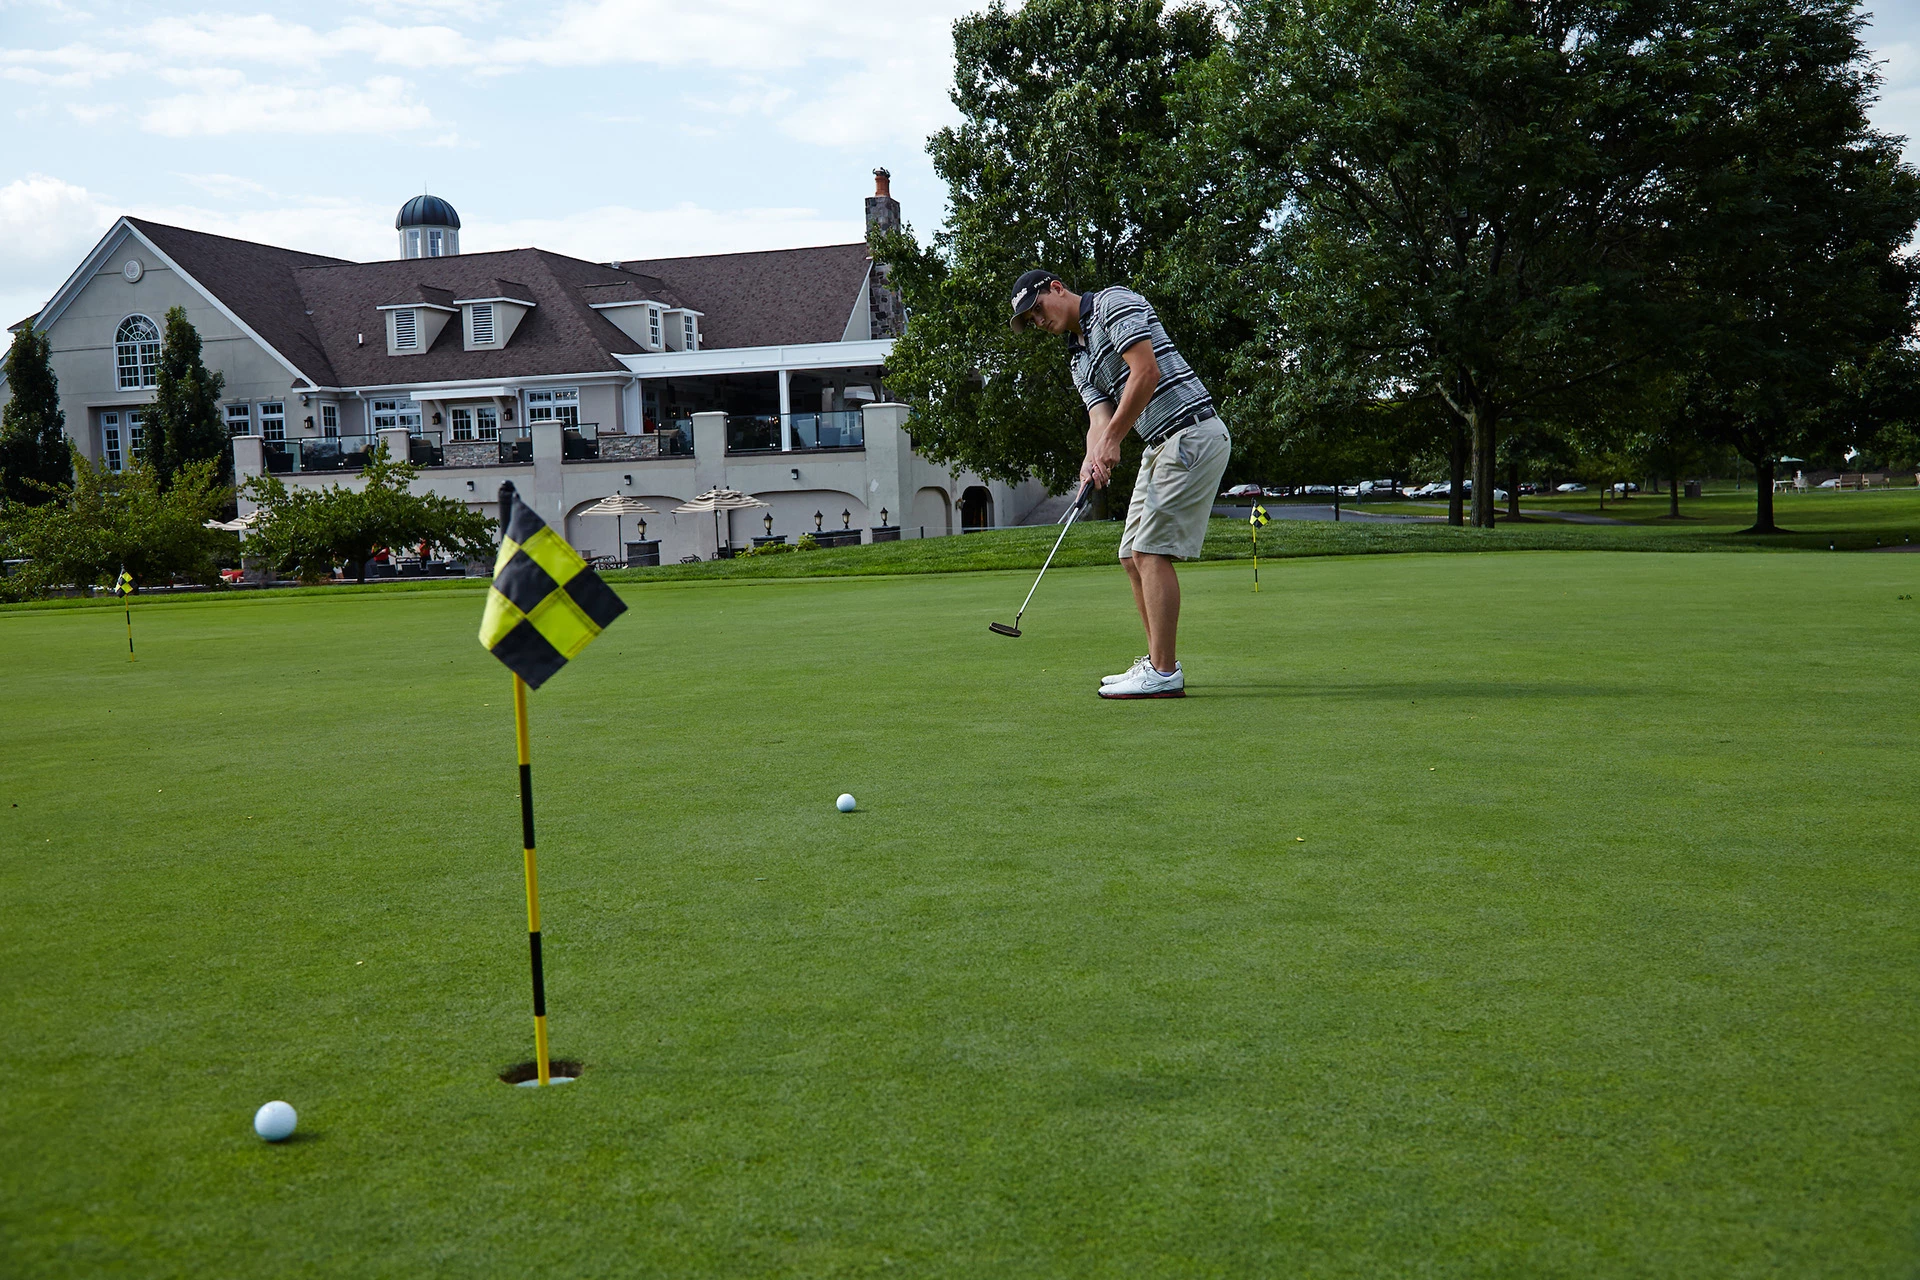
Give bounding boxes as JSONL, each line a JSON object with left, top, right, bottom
{"left": 1223, "top": 483, "right": 1263, "bottom": 499}
{"left": 1556, "top": 482, "right": 1588, "bottom": 493}
{"left": 1519, "top": 483, "right": 1538, "bottom": 495}
{"left": 1611, "top": 481, "right": 1640, "bottom": 494}
{"left": 1262, "top": 486, "right": 1291, "bottom": 497}
{"left": 1303, "top": 484, "right": 1337, "bottom": 496}
{"left": 1817, "top": 477, "right": 1841, "bottom": 488}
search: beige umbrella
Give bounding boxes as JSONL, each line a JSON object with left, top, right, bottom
{"left": 580, "top": 494, "right": 659, "bottom": 555}
{"left": 671, "top": 487, "right": 770, "bottom": 556}
{"left": 205, "top": 510, "right": 263, "bottom": 533}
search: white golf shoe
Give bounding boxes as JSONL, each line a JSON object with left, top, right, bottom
{"left": 1100, "top": 655, "right": 1151, "bottom": 686}
{"left": 1098, "top": 661, "right": 1185, "bottom": 699}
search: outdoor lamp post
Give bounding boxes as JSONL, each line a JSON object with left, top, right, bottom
{"left": 637, "top": 518, "right": 647, "bottom": 540}
{"left": 842, "top": 508, "right": 851, "bottom": 529}
{"left": 764, "top": 512, "right": 773, "bottom": 535}
{"left": 880, "top": 508, "right": 888, "bottom": 526}
{"left": 814, "top": 510, "right": 823, "bottom": 531}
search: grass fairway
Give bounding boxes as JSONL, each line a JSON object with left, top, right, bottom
{"left": 3, "top": 551, "right": 1917, "bottom": 1277}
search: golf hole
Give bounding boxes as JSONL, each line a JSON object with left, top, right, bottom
{"left": 499, "top": 1060, "right": 583, "bottom": 1087}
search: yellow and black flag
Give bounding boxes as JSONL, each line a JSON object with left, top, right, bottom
{"left": 479, "top": 482, "right": 625, "bottom": 1088}
{"left": 480, "top": 482, "right": 627, "bottom": 688}
{"left": 1249, "top": 504, "right": 1269, "bottom": 593}
{"left": 113, "top": 568, "right": 136, "bottom": 661}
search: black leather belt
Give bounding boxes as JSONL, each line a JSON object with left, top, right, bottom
{"left": 1141, "top": 407, "right": 1214, "bottom": 448}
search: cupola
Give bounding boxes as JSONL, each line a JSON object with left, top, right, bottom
{"left": 396, "top": 194, "right": 461, "bottom": 259}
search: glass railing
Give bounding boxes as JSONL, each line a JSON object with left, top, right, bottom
{"left": 562, "top": 422, "right": 601, "bottom": 461}
{"left": 790, "top": 410, "right": 865, "bottom": 450}
{"left": 298, "top": 435, "right": 377, "bottom": 472}
{"left": 726, "top": 415, "right": 782, "bottom": 453}
{"left": 725, "top": 411, "right": 866, "bottom": 453}
{"left": 406, "top": 431, "right": 444, "bottom": 468}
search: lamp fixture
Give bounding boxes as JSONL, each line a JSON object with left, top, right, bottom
{"left": 623, "top": 474, "right": 633, "bottom": 486}
{"left": 300, "top": 394, "right": 310, "bottom": 406}
{"left": 842, "top": 508, "right": 851, "bottom": 529}
{"left": 466, "top": 480, "right": 475, "bottom": 491}
{"left": 790, "top": 467, "right": 800, "bottom": 481}
{"left": 637, "top": 518, "right": 647, "bottom": 540}
{"left": 763, "top": 512, "right": 773, "bottom": 535}
{"left": 880, "top": 508, "right": 889, "bottom": 526}
{"left": 303, "top": 416, "right": 314, "bottom": 429}
{"left": 814, "top": 510, "right": 823, "bottom": 531}
{"left": 432, "top": 412, "right": 443, "bottom": 425}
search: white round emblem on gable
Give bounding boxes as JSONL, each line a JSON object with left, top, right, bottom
{"left": 122, "top": 259, "right": 145, "bottom": 283}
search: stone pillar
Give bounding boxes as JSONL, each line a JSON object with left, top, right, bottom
{"left": 233, "top": 435, "right": 264, "bottom": 514}
{"left": 861, "top": 402, "right": 911, "bottom": 543}
{"left": 530, "top": 419, "right": 565, "bottom": 529}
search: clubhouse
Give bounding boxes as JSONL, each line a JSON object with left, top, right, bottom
{"left": 3, "top": 172, "right": 1045, "bottom": 564}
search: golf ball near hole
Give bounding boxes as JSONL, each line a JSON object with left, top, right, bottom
{"left": 837, "top": 793, "right": 856, "bottom": 813}
{"left": 254, "top": 1100, "right": 297, "bottom": 1142}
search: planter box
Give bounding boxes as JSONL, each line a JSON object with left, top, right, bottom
{"left": 870, "top": 526, "right": 901, "bottom": 543}
{"left": 624, "top": 540, "right": 660, "bottom": 567}
{"left": 813, "top": 530, "right": 861, "bottom": 548}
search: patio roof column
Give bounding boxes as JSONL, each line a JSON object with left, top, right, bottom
{"left": 778, "top": 368, "right": 793, "bottom": 451}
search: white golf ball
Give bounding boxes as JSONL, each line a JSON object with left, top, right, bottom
{"left": 254, "top": 1100, "right": 297, "bottom": 1142}
{"left": 836, "top": 793, "right": 856, "bottom": 813}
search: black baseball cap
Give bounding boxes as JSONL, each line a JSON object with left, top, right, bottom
{"left": 1008, "top": 269, "right": 1060, "bottom": 332}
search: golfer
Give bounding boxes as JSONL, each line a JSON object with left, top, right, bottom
{"left": 1009, "top": 270, "right": 1231, "bottom": 698}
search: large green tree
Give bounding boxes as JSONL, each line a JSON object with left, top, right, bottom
{"left": 0, "top": 324, "right": 70, "bottom": 505}
{"left": 874, "top": 0, "right": 1221, "bottom": 497}
{"left": 243, "top": 443, "right": 494, "bottom": 582}
{"left": 1189, "top": 0, "right": 1693, "bottom": 528}
{"left": 0, "top": 449, "right": 233, "bottom": 598}
{"left": 147, "top": 306, "right": 229, "bottom": 488}
{"left": 1662, "top": 0, "right": 1920, "bottom": 532}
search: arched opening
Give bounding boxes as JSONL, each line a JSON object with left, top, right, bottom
{"left": 910, "top": 486, "right": 951, "bottom": 537}
{"left": 959, "top": 486, "right": 994, "bottom": 530}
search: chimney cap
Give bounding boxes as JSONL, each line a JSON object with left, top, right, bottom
{"left": 873, "top": 167, "right": 892, "bottom": 197}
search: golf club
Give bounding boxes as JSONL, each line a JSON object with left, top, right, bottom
{"left": 990, "top": 480, "right": 1094, "bottom": 637}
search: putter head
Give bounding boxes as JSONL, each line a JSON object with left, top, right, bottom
{"left": 988, "top": 622, "right": 1022, "bottom": 637}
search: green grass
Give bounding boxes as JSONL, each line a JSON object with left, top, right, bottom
{"left": 1409, "top": 485, "right": 1920, "bottom": 534}
{"left": 4, "top": 553, "right": 1919, "bottom": 1277}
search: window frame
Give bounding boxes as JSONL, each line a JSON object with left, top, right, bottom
{"left": 115, "top": 314, "right": 161, "bottom": 391}
{"left": 258, "top": 401, "right": 285, "bottom": 443}
{"left": 450, "top": 407, "right": 474, "bottom": 441}
{"left": 102, "top": 411, "right": 123, "bottom": 472}
{"left": 524, "top": 388, "right": 580, "bottom": 427}
{"left": 226, "top": 403, "right": 253, "bottom": 437}
{"left": 320, "top": 404, "right": 339, "bottom": 437}
{"left": 370, "top": 398, "right": 423, "bottom": 434}
{"left": 476, "top": 405, "right": 498, "bottom": 441}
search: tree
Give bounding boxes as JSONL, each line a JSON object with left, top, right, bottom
{"left": 0, "top": 324, "right": 70, "bottom": 505}
{"left": 242, "top": 442, "right": 494, "bottom": 582}
{"left": 1185, "top": 0, "right": 1690, "bottom": 527}
{"left": 147, "top": 306, "right": 229, "bottom": 488}
{"left": 1664, "top": 0, "right": 1920, "bottom": 532}
{"left": 0, "top": 448, "right": 233, "bottom": 597}
{"left": 873, "top": 0, "right": 1222, "bottom": 497}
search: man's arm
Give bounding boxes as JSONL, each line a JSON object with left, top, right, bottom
{"left": 1080, "top": 342, "right": 1161, "bottom": 488}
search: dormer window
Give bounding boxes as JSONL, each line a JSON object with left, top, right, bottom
{"left": 683, "top": 314, "right": 697, "bottom": 350}
{"left": 470, "top": 304, "right": 495, "bottom": 345}
{"left": 393, "top": 308, "right": 418, "bottom": 351}
{"left": 649, "top": 308, "right": 661, "bottom": 347}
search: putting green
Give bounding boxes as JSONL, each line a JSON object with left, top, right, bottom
{"left": 2, "top": 552, "right": 1916, "bottom": 1277}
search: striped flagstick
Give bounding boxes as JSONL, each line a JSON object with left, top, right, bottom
{"left": 479, "top": 482, "right": 626, "bottom": 1086}
{"left": 1249, "top": 505, "right": 1269, "bottom": 593}
{"left": 113, "top": 569, "right": 136, "bottom": 660}
{"left": 513, "top": 673, "right": 551, "bottom": 1086}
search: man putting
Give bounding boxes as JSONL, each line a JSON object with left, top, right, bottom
{"left": 1009, "top": 270, "right": 1231, "bottom": 699}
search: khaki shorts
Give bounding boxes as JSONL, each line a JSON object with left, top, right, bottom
{"left": 1119, "top": 417, "right": 1232, "bottom": 560}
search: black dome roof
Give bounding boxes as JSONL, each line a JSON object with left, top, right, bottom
{"left": 395, "top": 194, "right": 461, "bottom": 230}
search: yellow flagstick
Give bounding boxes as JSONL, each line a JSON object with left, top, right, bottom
{"left": 1249, "top": 505, "right": 1268, "bottom": 593}
{"left": 513, "top": 673, "right": 552, "bottom": 1087}
{"left": 116, "top": 568, "right": 136, "bottom": 661}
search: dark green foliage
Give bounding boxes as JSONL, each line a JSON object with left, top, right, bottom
{"left": 242, "top": 441, "right": 495, "bottom": 582}
{"left": 146, "top": 306, "right": 230, "bottom": 488}
{"left": 873, "top": 0, "right": 1220, "bottom": 496}
{"left": 0, "top": 325, "right": 70, "bottom": 505}
{"left": 0, "top": 449, "right": 233, "bottom": 597}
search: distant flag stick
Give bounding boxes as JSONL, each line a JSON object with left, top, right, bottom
{"left": 113, "top": 568, "right": 136, "bottom": 660}
{"left": 1249, "top": 504, "right": 1269, "bottom": 593}
{"left": 479, "top": 482, "right": 627, "bottom": 1086}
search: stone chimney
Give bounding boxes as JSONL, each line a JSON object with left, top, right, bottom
{"left": 865, "top": 167, "right": 906, "bottom": 340}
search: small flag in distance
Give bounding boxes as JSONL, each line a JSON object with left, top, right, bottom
{"left": 113, "top": 570, "right": 133, "bottom": 596}
{"left": 1250, "top": 504, "right": 1269, "bottom": 528}
{"left": 480, "top": 483, "right": 626, "bottom": 689}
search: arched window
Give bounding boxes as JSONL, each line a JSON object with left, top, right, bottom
{"left": 115, "top": 315, "right": 161, "bottom": 390}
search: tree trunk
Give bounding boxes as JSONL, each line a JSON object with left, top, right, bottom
{"left": 1749, "top": 457, "right": 1776, "bottom": 532}
{"left": 1470, "top": 408, "right": 1497, "bottom": 528}
{"left": 1508, "top": 457, "right": 1521, "bottom": 519}
{"left": 1447, "top": 424, "right": 1467, "bottom": 526}
{"left": 1669, "top": 464, "right": 1680, "bottom": 519}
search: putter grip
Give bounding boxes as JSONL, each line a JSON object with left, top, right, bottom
{"left": 1074, "top": 480, "right": 1093, "bottom": 510}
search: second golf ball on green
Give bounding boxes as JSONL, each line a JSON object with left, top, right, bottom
{"left": 836, "top": 793, "right": 856, "bottom": 812}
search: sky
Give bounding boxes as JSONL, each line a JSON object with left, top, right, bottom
{"left": 4, "top": 0, "right": 1920, "bottom": 330}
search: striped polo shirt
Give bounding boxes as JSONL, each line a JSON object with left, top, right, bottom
{"left": 1068, "top": 286, "right": 1216, "bottom": 444}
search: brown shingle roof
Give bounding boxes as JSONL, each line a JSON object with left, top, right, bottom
{"left": 130, "top": 218, "right": 349, "bottom": 385}
{"left": 125, "top": 219, "right": 874, "bottom": 387}
{"left": 619, "top": 244, "right": 873, "bottom": 348}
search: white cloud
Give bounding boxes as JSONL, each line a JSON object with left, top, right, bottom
{"left": 142, "top": 74, "right": 437, "bottom": 137}
{"left": 175, "top": 172, "right": 275, "bottom": 199}
{"left": 133, "top": 13, "right": 480, "bottom": 67}
{"left": 0, "top": 43, "right": 141, "bottom": 88}
{"left": 64, "top": 101, "right": 117, "bottom": 123}
{"left": 466, "top": 202, "right": 866, "bottom": 260}
{"left": 779, "top": 53, "right": 957, "bottom": 150}
{"left": 0, "top": 173, "right": 115, "bottom": 266}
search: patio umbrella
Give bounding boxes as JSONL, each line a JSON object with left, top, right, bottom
{"left": 672, "top": 487, "right": 770, "bottom": 556}
{"left": 205, "top": 510, "right": 263, "bottom": 533}
{"left": 580, "top": 494, "right": 659, "bottom": 555}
